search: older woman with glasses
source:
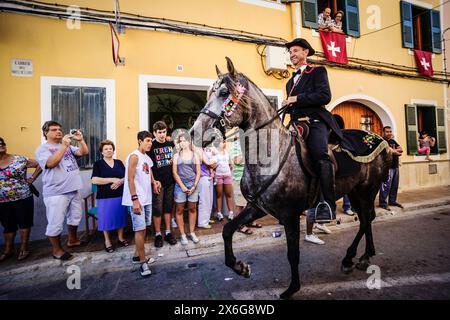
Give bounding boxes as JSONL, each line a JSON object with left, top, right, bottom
{"left": 0, "top": 137, "right": 42, "bottom": 262}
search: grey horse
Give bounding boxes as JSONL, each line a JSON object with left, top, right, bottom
{"left": 190, "top": 57, "right": 392, "bottom": 300}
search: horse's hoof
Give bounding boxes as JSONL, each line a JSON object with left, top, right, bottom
{"left": 279, "top": 285, "right": 300, "bottom": 300}
{"left": 356, "top": 260, "right": 370, "bottom": 271}
{"left": 341, "top": 264, "right": 354, "bottom": 274}
{"left": 234, "top": 261, "right": 251, "bottom": 278}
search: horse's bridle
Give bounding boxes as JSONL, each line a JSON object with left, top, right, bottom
{"left": 200, "top": 105, "right": 228, "bottom": 132}
{"left": 200, "top": 99, "right": 290, "bottom": 142}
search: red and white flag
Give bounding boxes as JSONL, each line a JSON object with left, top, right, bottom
{"left": 413, "top": 49, "right": 433, "bottom": 77}
{"left": 319, "top": 31, "right": 348, "bottom": 64}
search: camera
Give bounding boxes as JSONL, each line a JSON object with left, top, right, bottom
{"left": 69, "top": 129, "right": 78, "bottom": 136}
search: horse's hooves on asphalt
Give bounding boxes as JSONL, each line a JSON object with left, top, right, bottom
{"left": 341, "top": 264, "right": 355, "bottom": 274}
{"left": 355, "top": 260, "right": 370, "bottom": 271}
{"left": 279, "top": 285, "right": 300, "bottom": 300}
{"left": 234, "top": 260, "right": 252, "bottom": 278}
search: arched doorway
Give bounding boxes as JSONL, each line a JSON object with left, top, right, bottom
{"left": 331, "top": 101, "right": 383, "bottom": 135}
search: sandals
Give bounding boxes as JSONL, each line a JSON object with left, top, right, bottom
{"left": 117, "top": 239, "right": 129, "bottom": 247}
{"left": 247, "top": 223, "right": 262, "bottom": 228}
{"left": 53, "top": 252, "right": 73, "bottom": 261}
{"left": 0, "top": 252, "right": 14, "bottom": 263}
{"left": 105, "top": 245, "right": 115, "bottom": 253}
{"left": 238, "top": 226, "right": 253, "bottom": 235}
{"left": 17, "top": 250, "right": 30, "bottom": 261}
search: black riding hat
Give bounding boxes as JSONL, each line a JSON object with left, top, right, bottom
{"left": 285, "top": 38, "right": 315, "bottom": 56}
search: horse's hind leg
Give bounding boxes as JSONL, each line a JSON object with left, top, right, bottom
{"left": 279, "top": 214, "right": 301, "bottom": 300}
{"left": 356, "top": 208, "right": 376, "bottom": 271}
{"left": 341, "top": 192, "right": 366, "bottom": 274}
{"left": 223, "top": 205, "right": 266, "bottom": 278}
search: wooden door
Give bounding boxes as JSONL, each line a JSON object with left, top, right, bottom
{"left": 331, "top": 101, "right": 383, "bottom": 135}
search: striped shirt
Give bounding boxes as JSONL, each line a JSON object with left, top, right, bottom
{"left": 229, "top": 140, "right": 244, "bottom": 181}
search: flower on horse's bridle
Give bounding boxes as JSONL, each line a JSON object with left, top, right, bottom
{"left": 201, "top": 79, "right": 247, "bottom": 134}
{"left": 222, "top": 82, "right": 246, "bottom": 117}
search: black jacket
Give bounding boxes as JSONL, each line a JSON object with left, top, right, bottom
{"left": 286, "top": 66, "right": 343, "bottom": 141}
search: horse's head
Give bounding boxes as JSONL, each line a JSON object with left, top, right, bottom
{"left": 190, "top": 57, "right": 250, "bottom": 147}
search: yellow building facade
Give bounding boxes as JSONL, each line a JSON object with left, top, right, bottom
{"left": 0, "top": 0, "right": 449, "bottom": 190}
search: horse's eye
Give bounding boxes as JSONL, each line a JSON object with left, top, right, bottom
{"left": 219, "top": 90, "right": 229, "bottom": 97}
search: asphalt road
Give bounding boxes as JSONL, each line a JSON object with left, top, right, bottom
{"left": 1, "top": 207, "right": 450, "bottom": 300}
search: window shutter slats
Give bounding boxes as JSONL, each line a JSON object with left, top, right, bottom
{"left": 344, "top": 0, "right": 360, "bottom": 37}
{"left": 400, "top": 1, "right": 414, "bottom": 49}
{"left": 431, "top": 10, "right": 442, "bottom": 53}
{"left": 405, "top": 104, "right": 418, "bottom": 155}
{"left": 436, "top": 107, "right": 447, "bottom": 153}
{"left": 301, "top": 0, "right": 318, "bottom": 28}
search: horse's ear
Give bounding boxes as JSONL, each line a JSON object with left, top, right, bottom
{"left": 215, "top": 65, "right": 223, "bottom": 77}
{"left": 225, "top": 57, "right": 237, "bottom": 79}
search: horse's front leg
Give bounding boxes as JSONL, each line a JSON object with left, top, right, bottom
{"left": 280, "top": 214, "right": 301, "bottom": 300}
{"left": 223, "top": 205, "right": 266, "bottom": 278}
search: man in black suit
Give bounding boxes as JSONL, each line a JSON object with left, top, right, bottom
{"left": 283, "top": 38, "right": 341, "bottom": 223}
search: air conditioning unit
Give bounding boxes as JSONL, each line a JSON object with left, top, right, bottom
{"left": 265, "top": 46, "right": 289, "bottom": 72}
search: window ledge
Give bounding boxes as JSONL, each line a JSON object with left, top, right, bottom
{"left": 311, "top": 29, "right": 352, "bottom": 43}
{"left": 238, "top": 0, "right": 286, "bottom": 11}
{"left": 408, "top": 49, "right": 435, "bottom": 58}
{"left": 412, "top": 154, "right": 441, "bottom": 161}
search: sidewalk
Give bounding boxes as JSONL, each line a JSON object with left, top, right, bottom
{"left": 1, "top": 185, "right": 449, "bottom": 276}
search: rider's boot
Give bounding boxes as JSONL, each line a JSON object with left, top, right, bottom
{"left": 314, "top": 160, "right": 337, "bottom": 224}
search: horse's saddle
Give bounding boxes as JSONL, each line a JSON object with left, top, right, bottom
{"left": 292, "top": 119, "right": 387, "bottom": 179}
{"left": 291, "top": 119, "right": 389, "bottom": 209}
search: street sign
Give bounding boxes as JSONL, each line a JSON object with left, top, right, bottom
{"left": 11, "top": 59, "right": 33, "bottom": 77}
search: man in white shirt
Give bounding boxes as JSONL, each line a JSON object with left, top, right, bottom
{"left": 122, "top": 130, "right": 161, "bottom": 277}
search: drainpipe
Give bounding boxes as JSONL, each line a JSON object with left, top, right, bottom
{"left": 443, "top": 27, "right": 450, "bottom": 86}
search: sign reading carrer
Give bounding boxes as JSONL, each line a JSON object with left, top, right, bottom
{"left": 11, "top": 59, "right": 33, "bottom": 77}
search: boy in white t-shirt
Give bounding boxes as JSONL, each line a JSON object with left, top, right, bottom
{"left": 122, "top": 131, "right": 161, "bottom": 277}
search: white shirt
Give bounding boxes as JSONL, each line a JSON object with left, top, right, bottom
{"left": 293, "top": 64, "right": 308, "bottom": 84}
{"left": 216, "top": 151, "right": 231, "bottom": 176}
{"left": 122, "top": 150, "right": 153, "bottom": 206}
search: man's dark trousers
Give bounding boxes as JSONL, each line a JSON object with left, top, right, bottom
{"left": 379, "top": 168, "right": 400, "bottom": 207}
{"left": 304, "top": 118, "right": 336, "bottom": 213}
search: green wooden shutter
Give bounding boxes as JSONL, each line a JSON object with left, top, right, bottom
{"left": 302, "top": 0, "right": 318, "bottom": 29}
{"left": 344, "top": 0, "right": 360, "bottom": 37}
{"left": 400, "top": 1, "right": 414, "bottom": 49}
{"left": 405, "top": 104, "right": 418, "bottom": 155}
{"left": 51, "top": 86, "right": 106, "bottom": 169}
{"left": 80, "top": 87, "right": 106, "bottom": 168}
{"left": 436, "top": 106, "right": 447, "bottom": 154}
{"left": 51, "top": 86, "right": 81, "bottom": 133}
{"left": 430, "top": 9, "right": 442, "bottom": 54}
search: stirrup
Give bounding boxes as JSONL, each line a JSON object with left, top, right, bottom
{"left": 314, "top": 201, "right": 335, "bottom": 224}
